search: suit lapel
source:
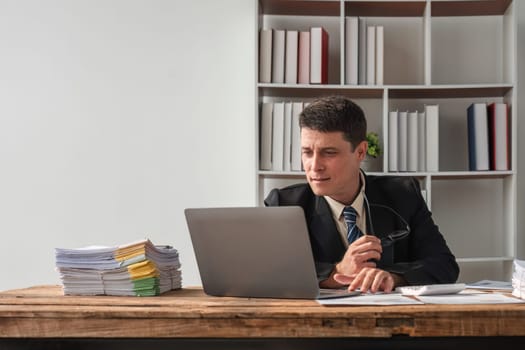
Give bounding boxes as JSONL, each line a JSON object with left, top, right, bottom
{"left": 307, "top": 196, "right": 346, "bottom": 262}
{"left": 364, "top": 174, "right": 406, "bottom": 239}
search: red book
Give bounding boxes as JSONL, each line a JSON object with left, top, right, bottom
{"left": 310, "top": 27, "right": 328, "bottom": 84}
{"left": 487, "top": 102, "right": 510, "bottom": 170}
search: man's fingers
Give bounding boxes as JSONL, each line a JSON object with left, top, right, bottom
{"left": 348, "top": 239, "right": 383, "bottom": 255}
{"left": 354, "top": 235, "right": 381, "bottom": 244}
{"left": 345, "top": 268, "right": 395, "bottom": 293}
{"left": 371, "top": 271, "right": 393, "bottom": 293}
{"left": 379, "top": 274, "right": 395, "bottom": 293}
{"left": 333, "top": 273, "right": 354, "bottom": 285}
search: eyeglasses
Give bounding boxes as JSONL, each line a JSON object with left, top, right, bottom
{"left": 367, "top": 202, "right": 411, "bottom": 248}
{"left": 381, "top": 229, "right": 410, "bottom": 248}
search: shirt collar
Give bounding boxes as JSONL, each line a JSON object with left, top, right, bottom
{"left": 324, "top": 171, "right": 366, "bottom": 220}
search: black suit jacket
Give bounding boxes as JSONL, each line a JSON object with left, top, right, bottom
{"left": 264, "top": 175, "right": 459, "bottom": 285}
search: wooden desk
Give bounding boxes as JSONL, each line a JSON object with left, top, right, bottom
{"left": 1, "top": 285, "right": 525, "bottom": 349}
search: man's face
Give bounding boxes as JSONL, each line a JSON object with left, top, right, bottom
{"left": 301, "top": 128, "right": 366, "bottom": 204}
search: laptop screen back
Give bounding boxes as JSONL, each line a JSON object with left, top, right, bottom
{"left": 184, "top": 206, "right": 321, "bottom": 299}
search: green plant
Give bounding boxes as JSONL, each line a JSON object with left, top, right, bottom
{"left": 366, "top": 132, "right": 382, "bottom": 158}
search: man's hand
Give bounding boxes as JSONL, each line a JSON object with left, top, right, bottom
{"left": 336, "top": 235, "right": 382, "bottom": 276}
{"left": 319, "top": 235, "right": 383, "bottom": 289}
{"left": 333, "top": 268, "right": 395, "bottom": 293}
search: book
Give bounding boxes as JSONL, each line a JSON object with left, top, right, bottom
{"left": 398, "top": 111, "right": 408, "bottom": 172}
{"left": 407, "top": 111, "right": 418, "bottom": 172}
{"left": 285, "top": 30, "right": 298, "bottom": 84}
{"left": 310, "top": 27, "right": 329, "bottom": 84}
{"left": 425, "top": 104, "right": 439, "bottom": 172}
{"left": 272, "top": 29, "right": 285, "bottom": 83}
{"left": 366, "top": 25, "right": 376, "bottom": 85}
{"left": 388, "top": 110, "right": 398, "bottom": 172}
{"left": 272, "top": 102, "right": 285, "bottom": 171}
{"left": 358, "top": 18, "right": 367, "bottom": 85}
{"left": 259, "top": 102, "right": 273, "bottom": 170}
{"left": 283, "top": 102, "right": 293, "bottom": 171}
{"left": 298, "top": 31, "right": 310, "bottom": 84}
{"left": 259, "top": 29, "right": 272, "bottom": 83}
{"left": 345, "top": 17, "right": 359, "bottom": 85}
{"left": 418, "top": 111, "right": 426, "bottom": 172}
{"left": 487, "top": 102, "right": 510, "bottom": 170}
{"left": 375, "top": 25, "right": 384, "bottom": 85}
{"left": 291, "top": 102, "right": 303, "bottom": 171}
{"left": 467, "top": 103, "right": 490, "bottom": 171}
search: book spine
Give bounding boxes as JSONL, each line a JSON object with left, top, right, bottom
{"left": 291, "top": 102, "right": 303, "bottom": 171}
{"left": 310, "top": 27, "right": 329, "bottom": 84}
{"left": 366, "top": 26, "right": 376, "bottom": 85}
{"left": 398, "top": 111, "right": 408, "bottom": 172}
{"left": 321, "top": 28, "right": 329, "bottom": 84}
{"left": 487, "top": 102, "right": 509, "bottom": 170}
{"left": 345, "top": 17, "right": 359, "bottom": 85}
{"left": 298, "top": 31, "right": 310, "bottom": 84}
{"left": 417, "top": 111, "right": 426, "bottom": 171}
{"left": 271, "top": 102, "right": 285, "bottom": 171}
{"left": 407, "top": 111, "right": 418, "bottom": 172}
{"left": 283, "top": 102, "right": 293, "bottom": 171}
{"left": 375, "top": 25, "right": 384, "bottom": 85}
{"left": 487, "top": 103, "right": 496, "bottom": 170}
{"left": 358, "top": 18, "right": 367, "bottom": 85}
{"left": 259, "top": 29, "right": 272, "bottom": 83}
{"left": 470, "top": 103, "right": 489, "bottom": 171}
{"left": 505, "top": 104, "right": 511, "bottom": 170}
{"left": 388, "top": 110, "right": 398, "bottom": 172}
{"left": 259, "top": 102, "right": 273, "bottom": 170}
{"left": 285, "top": 30, "right": 298, "bottom": 84}
{"left": 272, "top": 29, "right": 285, "bottom": 84}
{"left": 467, "top": 104, "right": 477, "bottom": 171}
{"left": 425, "top": 105, "right": 439, "bottom": 172}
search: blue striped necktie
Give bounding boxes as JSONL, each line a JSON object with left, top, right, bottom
{"left": 343, "top": 206, "right": 363, "bottom": 244}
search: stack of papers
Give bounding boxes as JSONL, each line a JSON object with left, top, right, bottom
{"left": 55, "top": 239, "right": 182, "bottom": 296}
{"left": 512, "top": 259, "right": 525, "bottom": 299}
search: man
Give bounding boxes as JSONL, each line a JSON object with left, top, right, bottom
{"left": 265, "top": 96, "right": 459, "bottom": 293}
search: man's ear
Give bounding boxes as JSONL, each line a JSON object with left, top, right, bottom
{"left": 355, "top": 140, "right": 368, "bottom": 160}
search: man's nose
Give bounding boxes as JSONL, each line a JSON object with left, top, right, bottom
{"left": 311, "top": 153, "right": 324, "bottom": 171}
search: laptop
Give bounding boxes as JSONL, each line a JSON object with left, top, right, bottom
{"left": 184, "top": 206, "right": 360, "bottom": 299}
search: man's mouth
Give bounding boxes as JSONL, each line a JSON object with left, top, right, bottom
{"left": 310, "top": 177, "right": 330, "bottom": 182}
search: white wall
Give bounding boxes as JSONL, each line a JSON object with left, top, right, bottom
{"left": 0, "top": 0, "right": 256, "bottom": 291}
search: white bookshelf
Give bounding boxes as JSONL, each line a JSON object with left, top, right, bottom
{"left": 256, "top": 0, "right": 517, "bottom": 283}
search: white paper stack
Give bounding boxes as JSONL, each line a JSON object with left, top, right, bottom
{"left": 55, "top": 239, "right": 182, "bottom": 296}
{"left": 512, "top": 259, "right": 525, "bottom": 299}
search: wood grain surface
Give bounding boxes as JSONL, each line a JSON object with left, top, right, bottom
{"left": 1, "top": 285, "right": 525, "bottom": 338}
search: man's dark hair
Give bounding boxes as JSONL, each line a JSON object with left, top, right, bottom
{"left": 299, "top": 96, "right": 367, "bottom": 150}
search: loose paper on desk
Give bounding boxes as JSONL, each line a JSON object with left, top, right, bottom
{"left": 466, "top": 279, "right": 513, "bottom": 291}
{"left": 416, "top": 291, "right": 524, "bottom": 304}
{"left": 318, "top": 293, "right": 423, "bottom": 306}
